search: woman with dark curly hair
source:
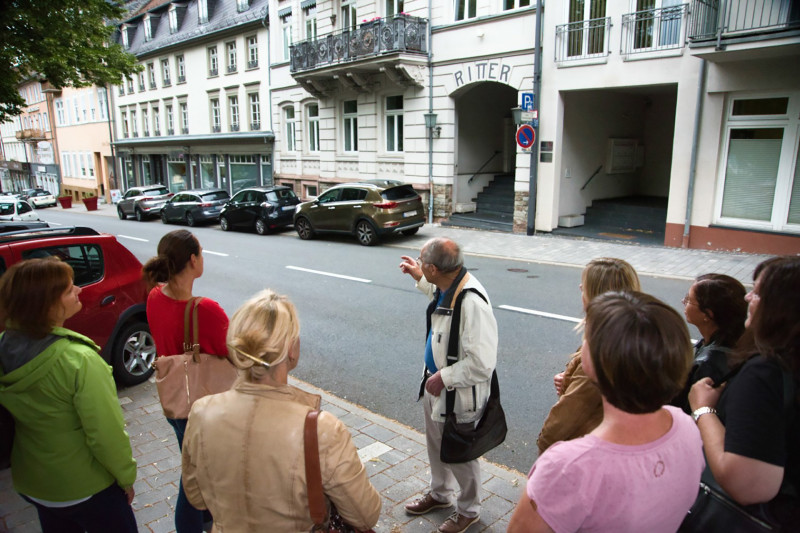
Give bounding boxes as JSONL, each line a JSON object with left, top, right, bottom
{"left": 672, "top": 273, "right": 747, "bottom": 412}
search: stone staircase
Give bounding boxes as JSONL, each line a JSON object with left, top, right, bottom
{"left": 443, "top": 174, "right": 514, "bottom": 232}
{"left": 552, "top": 196, "right": 667, "bottom": 245}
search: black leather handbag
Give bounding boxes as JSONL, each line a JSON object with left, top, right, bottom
{"left": 439, "top": 288, "right": 507, "bottom": 464}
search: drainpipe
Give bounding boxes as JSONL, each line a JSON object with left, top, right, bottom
{"left": 105, "top": 84, "right": 118, "bottom": 200}
{"left": 682, "top": 59, "right": 707, "bottom": 249}
{"left": 426, "top": 0, "right": 434, "bottom": 224}
{"left": 262, "top": 9, "right": 274, "bottom": 187}
{"left": 526, "top": 0, "right": 543, "bottom": 235}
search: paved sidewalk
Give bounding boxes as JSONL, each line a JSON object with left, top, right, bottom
{"left": 0, "top": 377, "right": 525, "bottom": 533}
{"left": 75, "top": 200, "right": 776, "bottom": 284}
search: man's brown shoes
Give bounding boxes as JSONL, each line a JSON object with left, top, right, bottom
{"left": 404, "top": 493, "right": 451, "bottom": 515}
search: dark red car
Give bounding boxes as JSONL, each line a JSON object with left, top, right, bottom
{"left": 0, "top": 227, "right": 154, "bottom": 386}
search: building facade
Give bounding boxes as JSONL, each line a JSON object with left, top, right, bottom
{"left": 112, "top": 0, "right": 273, "bottom": 197}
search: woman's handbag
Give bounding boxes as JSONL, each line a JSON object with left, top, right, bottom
{"left": 153, "top": 297, "right": 238, "bottom": 420}
{"left": 439, "top": 288, "right": 507, "bottom": 464}
{"left": 304, "top": 410, "right": 375, "bottom": 533}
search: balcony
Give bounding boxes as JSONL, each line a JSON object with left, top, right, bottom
{"left": 621, "top": 4, "right": 689, "bottom": 57}
{"left": 181, "top": 127, "right": 189, "bottom": 134}
{"left": 227, "top": 65, "right": 237, "bottom": 73}
{"left": 177, "top": 75, "right": 186, "bottom": 83}
{"left": 555, "top": 17, "right": 612, "bottom": 63}
{"left": 212, "top": 125, "right": 221, "bottom": 133}
{"left": 154, "top": 129, "right": 161, "bottom": 136}
{"left": 163, "top": 78, "right": 171, "bottom": 86}
{"left": 687, "top": 0, "right": 800, "bottom": 58}
{"left": 15, "top": 129, "right": 45, "bottom": 140}
{"left": 167, "top": 128, "right": 174, "bottom": 135}
{"left": 248, "top": 60, "right": 258, "bottom": 69}
{"left": 230, "top": 124, "right": 240, "bottom": 132}
{"left": 209, "top": 69, "right": 219, "bottom": 77}
{"left": 289, "top": 13, "right": 428, "bottom": 98}
{"left": 250, "top": 122, "right": 260, "bottom": 131}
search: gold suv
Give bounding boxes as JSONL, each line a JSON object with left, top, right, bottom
{"left": 293, "top": 180, "right": 425, "bottom": 246}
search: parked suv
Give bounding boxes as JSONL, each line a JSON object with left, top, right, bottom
{"left": 117, "top": 185, "right": 173, "bottom": 221}
{"left": 219, "top": 186, "right": 300, "bottom": 234}
{"left": 161, "top": 188, "right": 230, "bottom": 226}
{"left": 293, "top": 180, "right": 425, "bottom": 246}
{"left": 0, "top": 227, "right": 155, "bottom": 386}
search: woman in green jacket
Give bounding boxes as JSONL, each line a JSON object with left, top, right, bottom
{"left": 0, "top": 258, "right": 138, "bottom": 533}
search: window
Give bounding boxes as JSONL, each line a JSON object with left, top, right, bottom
{"left": 249, "top": 93, "right": 261, "bottom": 130}
{"left": 98, "top": 88, "right": 108, "bottom": 120}
{"left": 142, "top": 109, "right": 149, "bottom": 136}
{"left": 118, "top": 84, "right": 125, "bottom": 96}
{"left": 237, "top": 0, "right": 249, "bottom": 12}
{"left": 130, "top": 110, "right": 137, "bottom": 136}
{"left": 169, "top": 8, "right": 178, "bottom": 33}
{"left": 138, "top": 71, "right": 145, "bottom": 91}
{"left": 180, "top": 102, "right": 188, "bottom": 134}
{"left": 88, "top": 93, "right": 96, "bottom": 120}
{"left": 281, "top": 14, "right": 293, "bottom": 61}
{"left": 22, "top": 245, "right": 103, "bottom": 287}
{"left": 198, "top": 0, "right": 209, "bottom": 23}
{"left": 176, "top": 55, "right": 186, "bottom": 82}
{"left": 385, "top": 95, "right": 403, "bottom": 152}
{"left": 307, "top": 104, "right": 319, "bottom": 152}
{"left": 148, "top": 62, "right": 156, "bottom": 89}
{"left": 343, "top": 100, "right": 358, "bottom": 152}
{"left": 305, "top": 5, "right": 317, "bottom": 39}
{"left": 55, "top": 100, "right": 66, "bottom": 125}
{"left": 121, "top": 111, "right": 129, "bottom": 137}
{"left": 121, "top": 25, "right": 129, "bottom": 48}
{"left": 166, "top": 104, "right": 174, "bottom": 134}
{"left": 80, "top": 93, "right": 88, "bottom": 121}
{"left": 229, "top": 96, "right": 240, "bottom": 131}
{"left": 152, "top": 106, "right": 160, "bottom": 135}
{"left": 42, "top": 111, "right": 50, "bottom": 131}
{"left": 208, "top": 47, "right": 218, "bottom": 76}
{"left": 127, "top": 76, "right": 134, "bottom": 93}
{"left": 503, "top": 0, "right": 529, "bottom": 9}
{"left": 341, "top": 0, "right": 357, "bottom": 29}
{"left": 717, "top": 94, "right": 800, "bottom": 232}
{"left": 567, "top": 0, "right": 607, "bottom": 57}
{"left": 144, "top": 16, "right": 153, "bottom": 41}
{"left": 284, "top": 106, "right": 297, "bottom": 151}
{"left": 386, "top": 0, "right": 404, "bottom": 16}
{"left": 247, "top": 35, "right": 258, "bottom": 68}
{"left": 454, "top": 0, "right": 476, "bottom": 21}
{"left": 161, "top": 59, "right": 171, "bottom": 85}
{"left": 226, "top": 41, "right": 237, "bottom": 73}
{"left": 211, "top": 98, "right": 221, "bottom": 131}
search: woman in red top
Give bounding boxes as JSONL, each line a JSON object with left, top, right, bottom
{"left": 142, "top": 229, "right": 228, "bottom": 533}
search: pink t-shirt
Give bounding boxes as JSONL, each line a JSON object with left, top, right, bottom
{"left": 527, "top": 405, "right": 704, "bottom": 533}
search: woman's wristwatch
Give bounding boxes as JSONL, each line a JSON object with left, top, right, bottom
{"left": 692, "top": 406, "right": 717, "bottom": 422}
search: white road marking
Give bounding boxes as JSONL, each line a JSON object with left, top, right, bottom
{"left": 499, "top": 304, "right": 582, "bottom": 324}
{"left": 358, "top": 442, "right": 392, "bottom": 462}
{"left": 204, "top": 250, "right": 228, "bottom": 257}
{"left": 117, "top": 234, "right": 149, "bottom": 242}
{"left": 286, "top": 265, "right": 371, "bottom": 284}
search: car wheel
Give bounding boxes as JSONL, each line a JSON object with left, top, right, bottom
{"left": 255, "top": 218, "right": 268, "bottom": 235}
{"left": 118, "top": 206, "right": 127, "bottom": 220}
{"left": 135, "top": 208, "right": 145, "bottom": 222}
{"left": 186, "top": 212, "right": 196, "bottom": 227}
{"left": 356, "top": 220, "right": 379, "bottom": 246}
{"left": 295, "top": 216, "right": 315, "bottom": 240}
{"left": 161, "top": 210, "right": 169, "bottom": 224}
{"left": 111, "top": 321, "right": 156, "bottom": 386}
{"left": 220, "top": 216, "right": 230, "bottom": 231}
{"left": 401, "top": 227, "right": 420, "bottom": 236}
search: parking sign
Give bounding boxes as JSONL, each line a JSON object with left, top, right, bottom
{"left": 521, "top": 92, "right": 534, "bottom": 111}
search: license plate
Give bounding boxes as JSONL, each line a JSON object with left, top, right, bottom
{"left": 403, "top": 210, "right": 418, "bottom": 218}
{"left": 282, "top": 205, "right": 295, "bottom": 211}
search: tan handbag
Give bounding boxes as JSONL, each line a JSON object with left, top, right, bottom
{"left": 154, "top": 297, "right": 238, "bottom": 419}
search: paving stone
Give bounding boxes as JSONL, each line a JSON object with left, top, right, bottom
{"left": 382, "top": 456, "right": 427, "bottom": 482}
{"left": 351, "top": 433, "right": 378, "bottom": 450}
{"left": 385, "top": 435, "right": 426, "bottom": 456}
{"left": 133, "top": 500, "right": 173, "bottom": 526}
{"left": 383, "top": 477, "right": 429, "bottom": 504}
{"left": 482, "top": 474, "right": 524, "bottom": 503}
{"left": 361, "top": 422, "right": 402, "bottom": 442}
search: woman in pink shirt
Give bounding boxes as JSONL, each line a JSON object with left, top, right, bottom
{"left": 142, "top": 229, "right": 229, "bottom": 533}
{"left": 509, "top": 291, "right": 705, "bottom": 533}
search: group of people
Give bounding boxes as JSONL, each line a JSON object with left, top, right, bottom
{"left": 0, "top": 228, "right": 796, "bottom": 533}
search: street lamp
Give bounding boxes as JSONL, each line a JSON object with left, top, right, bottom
{"left": 424, "top": 112, "right": 441, "bottom": 138}
{"left": 511, "top": 106, "right": 523, "bottom": 126}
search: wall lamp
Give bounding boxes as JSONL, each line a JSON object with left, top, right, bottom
{"left": 511, "top": 106, "right": 523, "bottom": 126}
{"left": 424, "top": 112, "right": 441, "bottom": 138}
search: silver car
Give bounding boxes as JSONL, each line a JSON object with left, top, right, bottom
{"left": 117, "top": 185, "right": 173, "bottom": 221}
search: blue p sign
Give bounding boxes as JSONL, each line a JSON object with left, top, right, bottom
{"left": 521, "top": 92, "right": 534, "bottom": 111}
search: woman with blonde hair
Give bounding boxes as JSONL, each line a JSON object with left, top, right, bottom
{"left": 536, "top": 257, "right": 641, "bottom": 455}
{"left": 0, "top": 258, "right": 137, "bottom": 532}
{"left": 182, "top": 289, "right": 381, "bottom": 532}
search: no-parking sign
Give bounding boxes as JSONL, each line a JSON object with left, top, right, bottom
{"left": 516, "top": 124, "right": 535, "bottom": 149}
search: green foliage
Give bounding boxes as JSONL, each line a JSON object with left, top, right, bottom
{"left": 0, "top": 0, "right": 141, "bottom": 122}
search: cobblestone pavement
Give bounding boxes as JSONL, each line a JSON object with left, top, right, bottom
{"left": 0, "top": 378, "right": 525, "bottom": 532}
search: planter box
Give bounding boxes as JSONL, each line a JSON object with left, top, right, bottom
{"left": 57, "top": 196, "right": 73, "bottom": 209}
{"left": 82, "top": 197, "right": 98, "bottom": 211}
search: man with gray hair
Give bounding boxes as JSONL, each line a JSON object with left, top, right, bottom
{"left": 399, "top": 238, "right": 498, "bottom": 533}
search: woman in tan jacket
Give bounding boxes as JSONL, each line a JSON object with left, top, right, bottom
{"left": 536, "top": 258, "right": 641, "bottom": 455}
{"left": 181, "top": 290, "right": 381, "bottom": 532}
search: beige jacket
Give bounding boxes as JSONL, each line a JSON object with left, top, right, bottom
{"left": 182, "top": 382, "right": 381, "bottom": 533}
{"left": 536, "top": 350, "right": 603, "bottom": 455}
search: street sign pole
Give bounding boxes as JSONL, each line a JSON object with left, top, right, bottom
{"left": 527, "top": 0, "right": 543, "bottom": 236}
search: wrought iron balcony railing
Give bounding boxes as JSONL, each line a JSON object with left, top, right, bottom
{"left": 290, "top": 13, "right": 428, "bottom": 74}
{"left": 688, "top": 0, "right": 800, "bottom": 42}
{"left": 555, "top": 17, "right": 612, "bottom": 63}
{"left": 621, "top": 4, "right": 688, "bottom": 56}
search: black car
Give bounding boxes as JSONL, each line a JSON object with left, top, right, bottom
{"left": 219, "top": 186, "right": 300, "bottom": 235}
{"left": 161, "top": 189, "right": 230, "bottom": 227}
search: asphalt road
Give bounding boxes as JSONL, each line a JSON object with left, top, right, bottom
{"left": 36, "top": 208, "right": 698, "bottom": 473}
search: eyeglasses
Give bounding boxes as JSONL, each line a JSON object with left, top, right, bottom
{"left": 416, "top": 256, "right": 424, "bottom": 266}
{"left": 681, "top": 294, "right": 697, "bottom": 307}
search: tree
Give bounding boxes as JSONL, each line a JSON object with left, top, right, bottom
{"left": 0, "top": 0, "right": 140, "bottom": 123}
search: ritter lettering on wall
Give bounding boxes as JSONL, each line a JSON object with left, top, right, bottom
{"left": 453, "top": 61, "right": 511, "bottom": 87}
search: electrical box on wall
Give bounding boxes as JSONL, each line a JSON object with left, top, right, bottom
{"left": 605, "top": 139, "right": 643, "bottom": 174}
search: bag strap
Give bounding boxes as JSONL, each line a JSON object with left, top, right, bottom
{"left": 444, "top": 287, "right": 489, "bottom": 416}
{"left": 183, "top": 297, "right": 204, "bottom": 359}
{"left": 304, "top": 410, "right": 327, "bottom": 529}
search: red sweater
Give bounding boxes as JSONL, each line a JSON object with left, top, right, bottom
{"left": 147, "top": 285, "right": 229, "bottom": 358}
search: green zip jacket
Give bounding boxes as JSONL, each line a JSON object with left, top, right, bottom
{"left": 0, "top": 327, "right": 137, "bottom": 501}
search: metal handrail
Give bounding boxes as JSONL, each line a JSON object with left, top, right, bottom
{"left": 555, "top": 17, "right": 612, "bottom": 62}
{"left": 467, "top": 151, "right": 501, "bottom": 185}
{"left": 621, "top": 4, "right": 688, "bottom": 55}
{"left": 688, "top": 0, "right": 800, "bottom": 42}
